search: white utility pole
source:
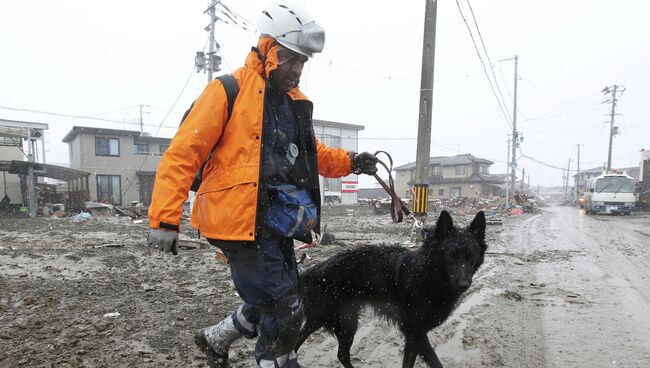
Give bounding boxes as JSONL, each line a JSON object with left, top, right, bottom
{"left": 195, "top": 0, "right": 222, "bottom": 84}
{"left": 207, "top": 0, "right": 218, "bottom": 83}
{"left": 499, "top": 55, "right": 520, "bottom": 201}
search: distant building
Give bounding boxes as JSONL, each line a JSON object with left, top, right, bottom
{"left": 617, "top": 166, "right": 640, "bottom": 181}
{"left": 538, "top": 186, "right": 565, "bottom": 202}
{"left": 393, "top": 154, "right": 505, "bottom": 199}
{"left": 63, "top": 120, "right": 364, "bottom": 206}
{"left": 63, "top": 127, "right": 171, "bottom": 206}
{"left": 641, "top": 149, "right": 650, "bottom": 183}
{"left": 573, "top": 167, "right": 604, "bottom": 195}
{"left": 313, "top": 119, "right": 364, "bottom": 205}
{"left": 0, "top": 145, "right": 24, "bottom": 206}
{"left": 357, "top": 187, "right": 390, "bottom": 200}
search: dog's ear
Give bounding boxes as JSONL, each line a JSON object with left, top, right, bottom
{"left": 468, "top": 211, "right": 486, "bottom": 241}
{"left": 434, "top": 210, "right": 454, "bottom": 241}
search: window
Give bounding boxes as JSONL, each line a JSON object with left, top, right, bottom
{"left": 455, "top": 166, "right": 466, "bottom": 176}
{"left": 324, "top": 178, "right": 342, "bottom": 191}
{"left": 450, "top": 187, "right": 461, "bottom": 198}
{"left": 316, "top": 133, "right": 342, "bottom": 148}
{"left": 134, "top": 143, "right": 149, "bottom": 155}
{"left": 96, "top": 175, "right": 122, "bottom": 205}
{"left": 95, "top": 137, "right": 120, "bottom": 156}
{"left": 480, "top": 165, "right": 489, "bottom": 174}
{"left": 159, "top": 144, "right": 169, "bottom": 154}
{"left": 438, "top": 188, "right": 444, "bottom": 196}
{"left": 431, "top": 166, "right": 442, "bottom": 176}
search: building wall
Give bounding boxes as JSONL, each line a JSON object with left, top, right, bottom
{"left": 442, "top": 164, "right": 472, "bottom": 179}
{"left": 394, "top": 169, "right": 413, "bottom": 198}
{"left": 68, "top": 139, "right": 81, "bottom": 169}
{"left": 0, "top": 146, "right": 24, "bottom": 205}
{"left": 394, "top": 164, "right": 499, "bottom": 200}
{"left": 429, "top": 183, "right": 486, "bottom": 199}
{"left": 640, "top": 151, "right": 650, "bottom": 182}
{"left": 70, "top": 124, "right": 362, "bottom": 206}
{"left": 313, "top": 123, "right": 359, "bottom": 205}
{"left": 71, "top": 134, "right": 166, "bottom": 205}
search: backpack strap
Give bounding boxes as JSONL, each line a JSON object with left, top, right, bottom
{"left": 185, "top": 74, "right": 240, "bottom": 191}
{"left": 218, "top": 74, "right": 239, "bottom": 119}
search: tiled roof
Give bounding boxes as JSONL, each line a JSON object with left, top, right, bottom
{"left": 63, "top": 126, "right": 141, "bottom": 143}
{"left": 394, "top": 154, "right": 494, "bottom": 171}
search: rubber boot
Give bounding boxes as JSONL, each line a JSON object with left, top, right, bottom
{"left": 195, "top": 315, "right": 242, "bottom": 368}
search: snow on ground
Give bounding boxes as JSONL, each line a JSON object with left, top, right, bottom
{"left": 1, "top": 205, "right": 649, "bottom": 367}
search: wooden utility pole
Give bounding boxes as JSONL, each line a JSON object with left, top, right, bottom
{"left": 413, "top": 0, "right": 437, "bottom": 216}
{"left": 139, "top": 104, "right": 144, "bottom": 134}
{"left": 565, "top": 158, "right": 572, "bottom": 201}
{"left": 576, "top": 143, "right": 582, "bottom": 200}
{"left": 602, "top": 85, "right": 624, "bottom": 173}
{"left": 505, "top": 136, "right": 511, "bottom": 207}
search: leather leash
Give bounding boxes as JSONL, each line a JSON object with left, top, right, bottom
{"left": 372, "top": 151, "right": 423, "bottom": 229}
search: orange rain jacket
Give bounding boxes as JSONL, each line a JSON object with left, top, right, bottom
{"left": 148, "top": 38, "right": 353, "bottom": 241}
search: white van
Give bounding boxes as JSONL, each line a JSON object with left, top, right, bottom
{"left": 584, "top": 174, "right": 636, "bottom": 214}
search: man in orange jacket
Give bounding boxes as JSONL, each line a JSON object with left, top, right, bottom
{"left": 146, "top": 3, "right": 378, "bottom": 367}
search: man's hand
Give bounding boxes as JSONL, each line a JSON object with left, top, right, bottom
{"left": 352, "top": 152, "right": 379, "bottom": 175}
{"left": 147, "top": 228, "right": 179, "bottom": 255}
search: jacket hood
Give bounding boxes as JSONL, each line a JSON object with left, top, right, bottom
{"left": 245, "top": 36, "right": 307, "bottom": 101}
{"left": 246, "top": 36, "right": 280, "bottom": 80}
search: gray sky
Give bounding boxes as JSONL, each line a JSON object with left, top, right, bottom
{"left": 1, "top": 0, "right": 649, "bottom": 188}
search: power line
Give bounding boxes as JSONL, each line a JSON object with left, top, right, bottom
{"left": 466, "top": 0, "right": 513, "bottom": 126}
{"left": 519, "top": 153, "right": 577, "bottom": 172}
{"left": 219, "top": 2, "right": 257, "bottom": 30}
{"left": 0, "top": 105, "right": 138, "bottom": 125}
{"left": 454, "top": 0, "right": 513, "bottom": 131}
{"left": 120, "top": 66, "right": 197, "bottom": 197}
{"left": 518, "top": 91, "right": 601, "bottom": 124}
{"left": 0, "top": 105, "right": 181, "bottom": 129}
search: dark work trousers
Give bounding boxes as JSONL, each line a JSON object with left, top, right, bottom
{"left": 210, "top": 235, "right": 300, "bottom": 368}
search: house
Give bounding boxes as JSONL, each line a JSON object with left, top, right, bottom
{"left": 63, "top": 119, "right": 364, "bottom": 206}
{"left": 63, "top": 127, "right": 171, "bottom": 206}
{"left": 2, "top": 119, "right": 90, "bottom": 215}
{"left": 538, "top": 186, "right": 565, "bottom": 202}
{"left": 393, "top": 154, "right": 506, "bottom": 199}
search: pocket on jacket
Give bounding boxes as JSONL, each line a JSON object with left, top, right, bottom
{"left": 197, "top": 181, "right": 258, "bottom": 240}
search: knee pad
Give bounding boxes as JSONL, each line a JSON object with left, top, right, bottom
{"left": 259, "top": 295, "right": 304, "bottom": 355}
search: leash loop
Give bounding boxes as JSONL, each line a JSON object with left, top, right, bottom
{"left": 372, "top": 151, "right": 423, "bottom": 230}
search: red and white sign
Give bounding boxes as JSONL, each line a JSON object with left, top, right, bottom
{"left": 341, "top": 181, "right": 358, "bottom": 193}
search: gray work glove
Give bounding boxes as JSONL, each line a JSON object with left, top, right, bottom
{"left": 352, "top": 151, "right": 379, "bottom": 175}
{"left": 147, "top": 228, "right": 179, "bottom": 255}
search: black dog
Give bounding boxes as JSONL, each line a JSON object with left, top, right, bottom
{"left": 295, "top": 210, "right": 487, "bottom": 368}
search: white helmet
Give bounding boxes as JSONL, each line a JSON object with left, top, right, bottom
{"left": 257, "top": 2, "right": 325, "bottom": 57}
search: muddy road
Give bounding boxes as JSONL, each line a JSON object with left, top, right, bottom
{"left": 1, "top": 206, "right": 649, "bottom": 367}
